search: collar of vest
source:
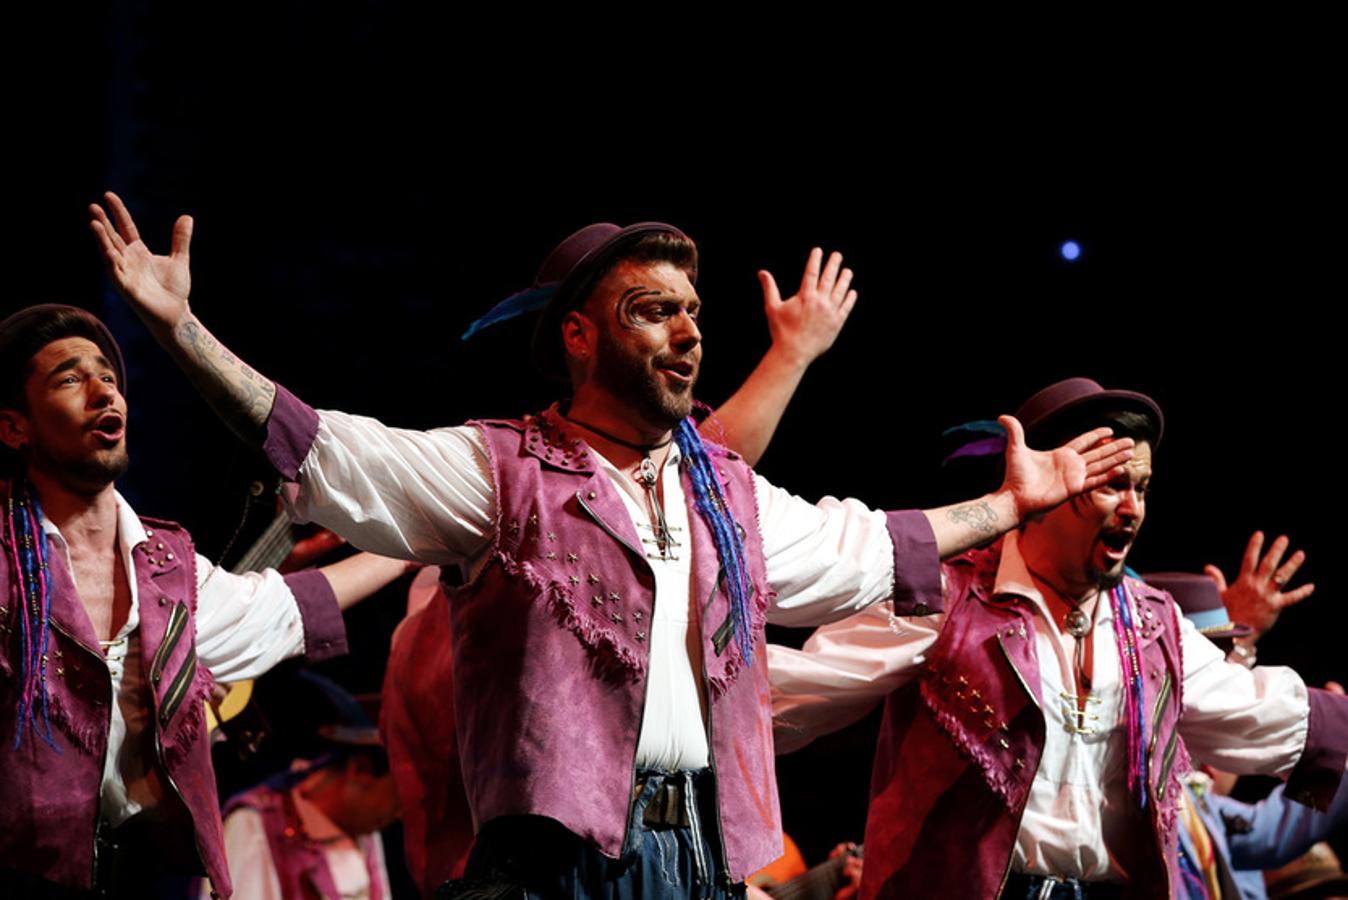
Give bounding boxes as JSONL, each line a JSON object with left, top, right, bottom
{"left": 133, "top": 515, "right": 191, "bottom": 579}
{"left": 480, "top": 403, "right": 744, "bottom": 482}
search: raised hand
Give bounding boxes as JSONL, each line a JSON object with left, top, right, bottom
{"left": 999, "top": 415, "right": 1135, "bottom": 520}
{"left": 89, "top": 191, "right": 194, "bottom": 334}
{"left": 927, "top": 417, "right": 1135, "bottom": 558}
{"left": 1205, "top": 531, "right": 1315, "bottom": 640}
{"left": 757, "top": 247, "right": 858, "bottom": 367}
{"left": 88, "top": 191, "right": 275, "bottom": 440}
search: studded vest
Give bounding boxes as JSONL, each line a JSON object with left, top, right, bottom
{"left": 859, "top": 541, "right": 1189, "bottom": 899}
{"left": 449, "top": 406, "right": 779, "bottom": 882}
{"left": 0, "top": 516, "right": 232, "bottom": 896}
{"left": 224, "top": 783, "right": 386, "bottom": 900}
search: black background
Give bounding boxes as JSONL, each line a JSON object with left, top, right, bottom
{"left": 12, "top": 10, "right": 1344, "bottom": 881}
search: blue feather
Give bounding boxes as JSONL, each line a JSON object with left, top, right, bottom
{"left": 460, "top": 286, "right": 556, "bottom": 340}
{"left": 941, "top": 419, "right": 1007, "bottom": 438}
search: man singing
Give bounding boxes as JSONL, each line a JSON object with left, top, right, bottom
{"left": 91, "top": 195, "right": 1132, "bottom": 897}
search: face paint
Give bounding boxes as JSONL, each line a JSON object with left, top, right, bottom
{"left": 587, "top": 262, "right": 703, "bottom": 430}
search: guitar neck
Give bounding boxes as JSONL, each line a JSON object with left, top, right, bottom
{"left": 230, "top": 512, "right": 297, "bottom": 574}
{"left": 767, "top": 845, "right": 863, "bottom": 900}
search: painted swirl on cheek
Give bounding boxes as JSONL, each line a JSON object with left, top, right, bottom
{"left": 616, "top": 287, "right": 662, "bottom": 332}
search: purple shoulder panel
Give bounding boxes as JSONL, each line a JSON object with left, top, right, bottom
{"left": 885, "top": 509, "right": 942, "bottom": 616}
{"left": 1286, "top": 687, "right": 1348, "bottom": 810}
{"left": 263, "top": 383, "right": 321, "bottom": 481}
{"left": 283, "top": 568, "right": 348, "bottom": 662}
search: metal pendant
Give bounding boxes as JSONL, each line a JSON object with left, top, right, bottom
{"left": 1066, "top": 608, "right": 1091, "bottom": 639}
{"left": 638, "top": 457, "right": 659, "bottom": 488}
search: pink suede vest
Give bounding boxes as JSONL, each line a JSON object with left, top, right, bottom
{"left": 860, "top": 542, "right": 1188, "bottom": 899}
{"left": 0, "top": 516, "right": 230, "bottom": 895}
{"left": 448, "top": 408, "right": 779, "bottom": 883}
{"left": 224, "top": 783, "right": 386, "bottom": 900}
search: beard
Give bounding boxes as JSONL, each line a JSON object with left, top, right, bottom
{"left": 594, "top": 329, "right": 696, "bottom": 431}
{"left": 28, "top": 441, "right": 131, "bottom": 493}
{"left": 1089, "top": 564, "right": 1126, "bottom": 593}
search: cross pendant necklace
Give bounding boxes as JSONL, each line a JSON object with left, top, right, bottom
{"left": 1028, "top": 564, "right": 1099, "bottom": 734}
{"left": 637, "top": 457, "right": 674, "bottom": 558}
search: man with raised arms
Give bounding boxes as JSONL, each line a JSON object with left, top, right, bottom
{"left": 91, "top": 194, "right": 1133, "bottom": 897}
{"left": 0, "top": 304, "right": 418, "bottom": 898}
{"left": 769, "top": 379, "right": 1348, "bottom": 899}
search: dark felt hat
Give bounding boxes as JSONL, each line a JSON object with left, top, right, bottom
{"left": 528, "top": 221, "right": 693, "bottom": 379}
{"left": 1144, "top": 571, "right": 1253, "bottom": 640}
{"left": 1015, "top": 377, "right": 1164, "bottom": 449}
{"left": 0, "top": 304, "right": 128, "bottom": 401}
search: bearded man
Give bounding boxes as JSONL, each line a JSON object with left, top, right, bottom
{"left": 0, "top": 304, "right": 416, "bottom": 898}
{"left": 91, "top": 195, "right": 1133, "bottom": 898}
{"left": 769, "top": 378, "right": 1348, "bottom": 899}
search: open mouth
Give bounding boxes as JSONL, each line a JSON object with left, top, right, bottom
{"left": 1099, "top": 529, "right": 1135, "bottom": 560}
{"left": 90, "top": 412, "right": 126, "bottom": 444}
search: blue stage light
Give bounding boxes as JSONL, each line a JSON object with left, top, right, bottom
{"left": 1061, "top": 240, "right": 1081, "bottom": 261}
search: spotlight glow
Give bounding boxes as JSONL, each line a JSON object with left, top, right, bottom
{"left": 1061, "top": 240, "right": 1082, "bottom": 261}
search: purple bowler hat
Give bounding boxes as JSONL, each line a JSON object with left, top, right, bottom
{"left": 0, "top": 304, "right": 128, "bottom": 399}
{"left": 1144, "top": 571, "right": 1253, "bottom": 641}
{"left": 1016, "top": 377, "right": 1164, "bottom": 449}
{"left": 944, "top": 376, "right": 1165, "bottom": 464}
{"left": 459, "top": 221, "right": 693, "bottom": 380}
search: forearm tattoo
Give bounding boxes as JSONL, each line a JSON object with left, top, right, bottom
{"left": 174, "top": 314, "right": 276, "bottom": 440}
{"left": 947, "top": 501, "right": 998, "bottom": 535}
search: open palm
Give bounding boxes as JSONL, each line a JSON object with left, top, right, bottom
{"left": 89, "top": 191, "right": 194, "bottom": 331}
{"left": 1000, "top": 415, "right": 1134, "bottom": 518}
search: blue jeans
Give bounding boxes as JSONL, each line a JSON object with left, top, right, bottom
{"left": 444, "top": 769, "right": 742, "bottom": 899}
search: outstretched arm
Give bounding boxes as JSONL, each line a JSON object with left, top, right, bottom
{"left": 318, "top": 551, "right": 422, "bottom": 611}
{"left": 89, "top": 192, "right": 276, "bottom": 443}
{"left": 702, "top": 247, "right": 857, "bottom": 465}
{"left": 923, "top": 415, "right": 1134, "bottom": 558}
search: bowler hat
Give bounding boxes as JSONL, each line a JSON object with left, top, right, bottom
{"left": 529, "top": 221, "right": 693, "bottom": 379}
{"left": 0, "top": 304, "right": 128, "bottom": 400}
{"left": 1016, "top": 378, "right": 1163, "bottom": 449}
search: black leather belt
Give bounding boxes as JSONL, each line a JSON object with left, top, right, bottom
{"left": 1003, "top": 872, "right": 1126, "bottom": 899}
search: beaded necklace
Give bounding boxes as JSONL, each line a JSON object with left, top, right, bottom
{"left": 1108, "top": 580, "right": 1148, "bottom": 808}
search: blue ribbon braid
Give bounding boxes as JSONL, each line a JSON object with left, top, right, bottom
{"left": 673, "top": 419, "right": 755, "bottom": 667}
{"left": 9, "top": 483, "right": 58, "bottom": 750}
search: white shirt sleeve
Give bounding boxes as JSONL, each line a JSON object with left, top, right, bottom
{"left": 207, "top": 808, "right": 284, "bottom": 900}
{"left": 193, "top": 555, "right": 307, "bottom": 682}
{"left": 1178, "top": 615, "right": 1310, "bottom": 777}
{"left": 770, "top": 602, "right": 942, "bottom": 753}
{"left": 290, "top": 410, "right": 496, "bottom": 565}
{"left": 755, "top": 475, "right": 897, "bottom": 627}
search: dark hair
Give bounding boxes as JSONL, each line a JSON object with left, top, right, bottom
{"left": 0, "top": 306, "right": 115, "bottom": 410}
{"left": 1029, "top": 408, "right": 1161, "bottom": 453}
{"left": 571, "top": 230, "right": 699, "bottom": 313}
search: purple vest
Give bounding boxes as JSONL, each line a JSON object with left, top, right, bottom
{"left": 224, "top": 783, "right": 386, "bottom": 900}
{"left": 0, "top": 516, "right": 232, "bottom": 895}
{"left": 449, "top": 408, "right": 779, "bottom": 882}
{"left": 860, "top": 542, "right": 1189, "bottom": 899}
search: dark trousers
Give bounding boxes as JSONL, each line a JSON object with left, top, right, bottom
{"left": 1002, "top": 873, "right": 1127, "bottom": 899}
{"left": 443, "top": 769, "right": 744, "bottom": 899}
{"left": 0, "top": 816, "right": 201, "bottom": 899}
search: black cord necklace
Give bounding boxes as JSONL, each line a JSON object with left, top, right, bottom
{"left": 564, "top": 415, "right": 676, "bottom": 558}
{"left": 1026, "top": 564, "right": 1102, "bottom": 733}
{"left": 562, "top": 415, "right": 673, "bottom": 453}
